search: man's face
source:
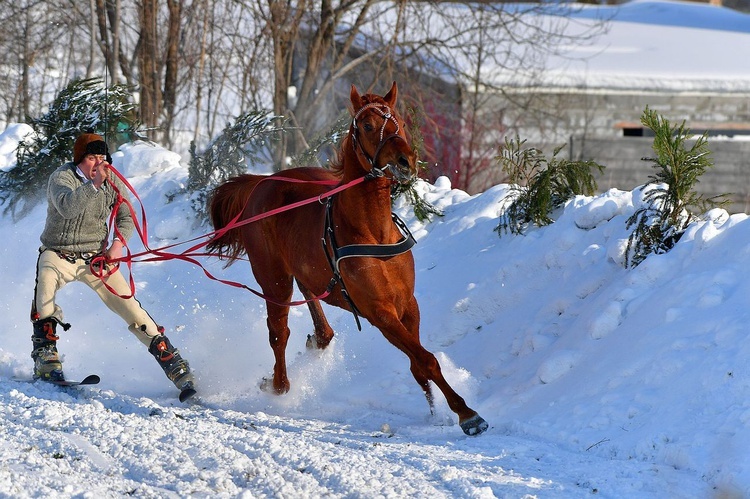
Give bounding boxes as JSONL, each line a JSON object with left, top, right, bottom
{"left": 78, "top": 154, "right": 107, "bottom": 180}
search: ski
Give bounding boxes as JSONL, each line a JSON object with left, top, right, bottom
{"left": 46, "top": 374, "right": 100, "bottom": 387}
{"left": 179, "top": 385, "right": 197, "bottom": 403}
{"left": 14, "top": 374, "right": 100, "bottom": 387}
{"left": 16, "top": 374, "right": 196, "bottom": 402}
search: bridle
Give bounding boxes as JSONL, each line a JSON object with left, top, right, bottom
{"left": 351, "top": 102, "right": 409, "bottom": 170}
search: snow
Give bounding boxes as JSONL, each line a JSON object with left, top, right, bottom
{"left": 567, "top": 0, "right": 750, "bottom": 32}
{"left": 0, "top": 123, "right": 33, "bottom": 171}
{"left": 2, "top": 130, "right": 749, "bottom": 497}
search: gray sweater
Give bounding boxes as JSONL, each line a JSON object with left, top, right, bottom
{"left": 40, "top": 162, "right": 135, "bottom": 253}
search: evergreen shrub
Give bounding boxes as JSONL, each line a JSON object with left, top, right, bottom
{"left": 624, "top": 107, "right": 728, "bottom": 267}
{"left": 187, "top": 111, "right": 289, "bottom": 220}
{"left": 0, "top": 77, "right": 137, "bottom": 220}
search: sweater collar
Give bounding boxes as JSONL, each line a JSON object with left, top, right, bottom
{"left": 75, "top": 165, "right": 88, "bottom": 182}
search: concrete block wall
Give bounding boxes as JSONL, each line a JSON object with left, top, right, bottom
{"left": 468, "top": 88, "right": 750, "bottom": 214}
{"left": 571, "top": 136, "right": 750, "bottom": 214}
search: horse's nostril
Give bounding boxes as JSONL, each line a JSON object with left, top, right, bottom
{"left": 398, "top": 156, "right": 411, "bottom": 168}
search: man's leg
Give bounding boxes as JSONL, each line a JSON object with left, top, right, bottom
{"left": 83, "top": 264, "right": 195, "bottom": 391}
{"left": 30, "top": 249, "right": 76, "bottom": 380}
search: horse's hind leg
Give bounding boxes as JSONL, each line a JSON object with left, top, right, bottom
{"left": 261, "top": 299, "right": 293, "bottom": 394}
{"left": 296, "top": 280, "right": 334, "bottom": 350}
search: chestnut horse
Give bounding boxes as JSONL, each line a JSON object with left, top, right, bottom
{"left": 208, "top": 82, "right": 487, "bottom": 436}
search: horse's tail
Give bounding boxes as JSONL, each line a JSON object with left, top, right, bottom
{"left": 207, "top": 174, "right": 258, "bottom": 266}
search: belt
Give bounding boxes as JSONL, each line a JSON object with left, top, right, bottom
{"left": 54, "top": 249, "right": 102, "bottom": 265}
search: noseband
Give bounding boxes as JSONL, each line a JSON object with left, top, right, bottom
{"left": 351, "top": 103, "right": 408, "bottom": 169}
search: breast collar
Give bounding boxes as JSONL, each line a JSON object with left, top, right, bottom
{"left": 321, "top": 195, "right": 416, "bottom": 330}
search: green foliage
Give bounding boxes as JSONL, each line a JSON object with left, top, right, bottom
{"left": 624, "top": 107, "right": 728, "bottom": 267}
{"left": 495, "top": 137, "right": 604, "bottom": 235}
{"left": 0, "top": 77, "right": 137, "bottom": 220}
{"left": 187, "top": 110, "right": 289, "bottom": 220}
{"left": 391, "top": 160, "right": 444, "bottom": 222}
{"left": 389, "top": 105, "right": 443, "bottom": 222}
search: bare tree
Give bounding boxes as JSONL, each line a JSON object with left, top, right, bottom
{"left": 162, "top": 0, "right": 182, "bottom": 144}
{"left": 0, "top": 0, "right": 604, "bottom": 189}
{"left": 251, "top": 0, "right": 604, "bottom": 182}
{"left": 381, "top": 3, "right": 605, "bottom": 191}
{"left": 138, "top": 0, "right": 160, "bottom": 137}
{"left": 0, "top": 0, "right": 79, "bottom": 123}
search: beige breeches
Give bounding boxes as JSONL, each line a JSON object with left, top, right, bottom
{"left": 33, "top": 248, "right": 159, "bottom": 346}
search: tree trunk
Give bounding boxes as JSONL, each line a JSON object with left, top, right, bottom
{"left": 87, "top": 0, "right": 96, "bottom": 78}
{"left": 108, "top": 0, "right": 133, "bottom": 86}
{"left": 20, "top": 10, "right": 31, "bottom": 120}
{"left": 267, "top": 0, "right": 297, "bottom": 170}
{"left": 139, "top": 0, "right": 161, "bottom": 139}
{"left": 193, "top": 0, "right": 210, "bottom": 144}
{"left": 163, "top": 0, "right": 182, "bottom": 148}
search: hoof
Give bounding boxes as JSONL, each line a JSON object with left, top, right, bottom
{"left": 306, "top": 333, "right": 331, "bottom": 350}
{"left": 260, "top": 376, "right": 289, "bottom": 394}
{"left": 460, "top": 414, "right": 488, "bottom": 436}
{"left": 305, "top": 334, "right": 317, "bottom": 349}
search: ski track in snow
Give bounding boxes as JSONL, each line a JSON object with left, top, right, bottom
{"left": 0, "top": 381, "right": 710, "bottom": 498}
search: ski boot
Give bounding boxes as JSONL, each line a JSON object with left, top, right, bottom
{"left": 31, "top": 318, "right": 64, "bottom": 381}
{"left": 148, "top": 334, "right": 196, "bottom": 401}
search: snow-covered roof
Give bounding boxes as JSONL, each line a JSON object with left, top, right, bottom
{"left": 488, "top": 0, "right": 750, "bottom": 93}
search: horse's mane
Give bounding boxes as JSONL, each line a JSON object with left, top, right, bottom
{"left": 328, "top": 132, "right": 353, "bottom": 177}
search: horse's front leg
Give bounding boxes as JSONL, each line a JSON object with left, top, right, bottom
{"left": 262, "top": 301, "right": 292, "bottom": 394}
{"left": 296, "top": 279, "right": 334, "bottom": 350}
{"left": 378, "top": 298, "right": 489, "bottom": 436}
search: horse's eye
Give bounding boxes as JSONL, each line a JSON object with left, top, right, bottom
{"left": 363, "top": 123, "right": 374, "bottom": 132}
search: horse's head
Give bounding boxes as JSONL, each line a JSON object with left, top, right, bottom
{"left": 349, "top": 82, "right": 417, "bottom": 184}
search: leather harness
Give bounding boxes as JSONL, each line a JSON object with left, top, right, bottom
{"left": 321, "top": 167, "right": 416, "bottom": 330}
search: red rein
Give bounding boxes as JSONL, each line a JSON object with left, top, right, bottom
{"left": 92, "top": 165, "right": 369, "bottom": 304}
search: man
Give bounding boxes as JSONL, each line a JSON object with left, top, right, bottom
{"left": 30, "top": 132, "right": 195, "bottom": 400}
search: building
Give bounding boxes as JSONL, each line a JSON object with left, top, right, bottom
{"left": 468, "top": 0, "right": 750, "bottom": 212}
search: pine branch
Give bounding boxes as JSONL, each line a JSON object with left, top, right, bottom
{"left": 0, "top": 77, "right": 137, "bottom": 220}
{"left": 624, "top": 107, "right": 728, "bottom": 267}
{"left": 187, "top": 110, "right": 290, "bottom": 221}
{"left": 496, "top": 137, "right": 604, "bottom": 236}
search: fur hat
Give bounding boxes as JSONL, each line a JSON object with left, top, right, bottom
{"left": 73, "top": 133, "right": 109, "bottom": 165}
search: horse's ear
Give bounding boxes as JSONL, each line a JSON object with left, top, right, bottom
{"left": 383, "top": 81, "right": 398, "bottom": 107}
{"left": 350, "top": 84, "right": 363, "bottom": 113}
